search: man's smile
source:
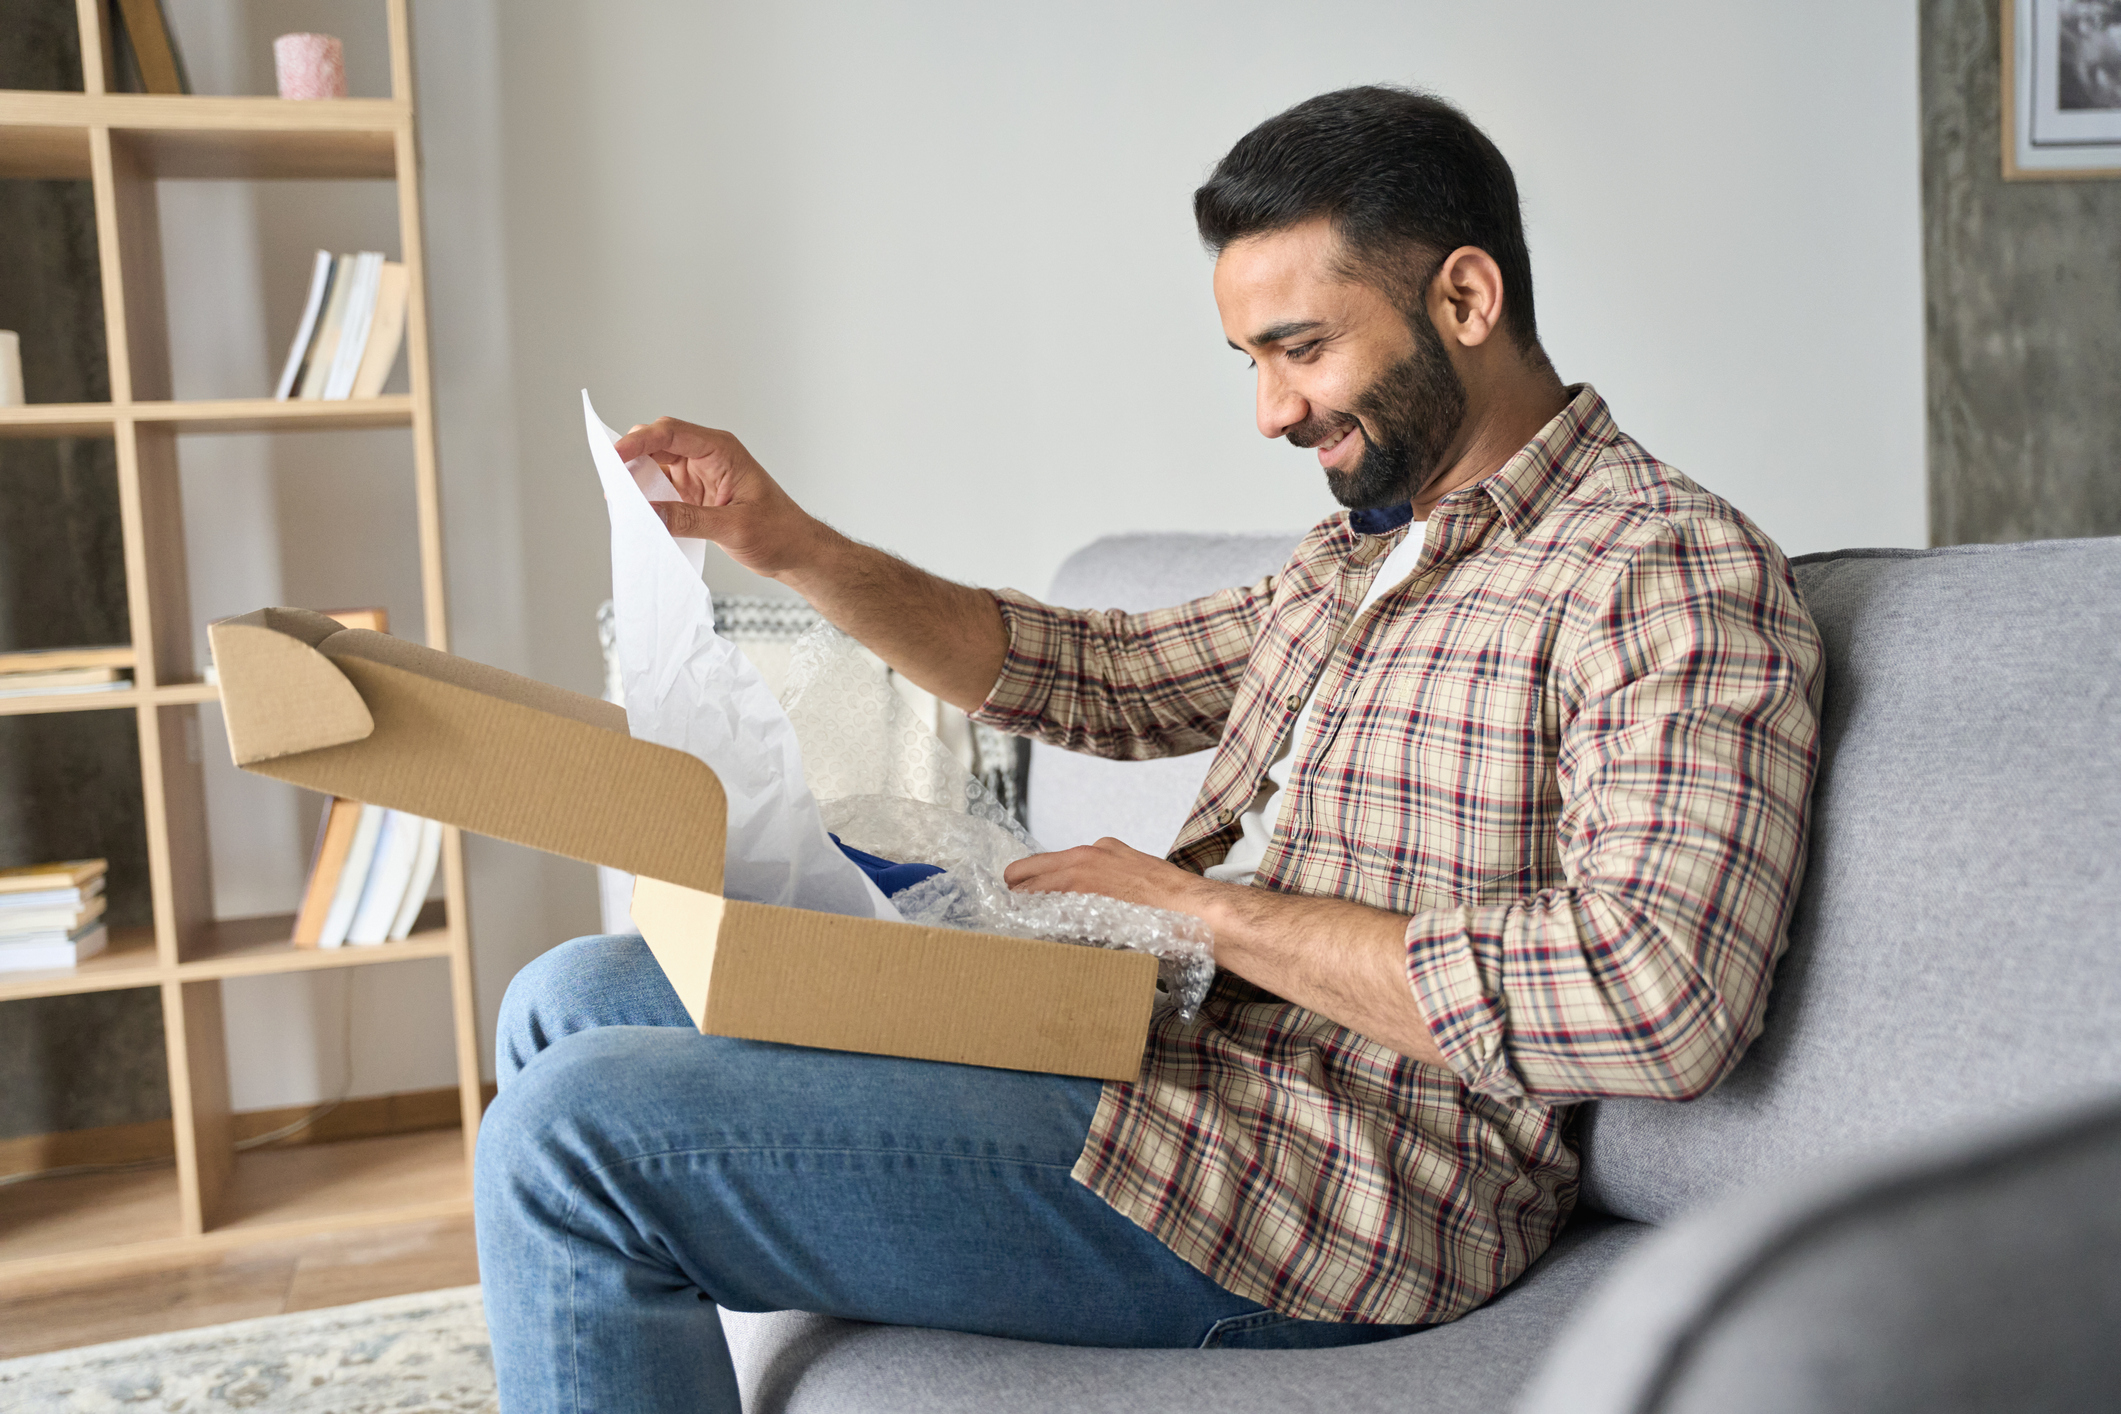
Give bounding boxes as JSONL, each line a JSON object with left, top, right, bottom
{"left": 1315, "top": 422, "right": 1363, "bottom": 468}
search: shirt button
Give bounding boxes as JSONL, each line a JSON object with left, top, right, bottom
{"left": 1284, "top": 692, "right": 1302, "bottom": 711}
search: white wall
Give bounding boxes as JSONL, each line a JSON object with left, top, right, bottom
{"left": 155, "top": 0, "right": 1924, "bottom": 1105}
{"left": 487, "top": 0, "right": 1926, "bottom": 711}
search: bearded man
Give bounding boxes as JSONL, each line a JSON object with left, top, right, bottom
{"left": 475, "top": 86, "right": 1824, "bottom": 1414}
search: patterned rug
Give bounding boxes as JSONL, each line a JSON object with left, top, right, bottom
{"left": 0, "top": 1285, "right": 494, "bottom": 1413}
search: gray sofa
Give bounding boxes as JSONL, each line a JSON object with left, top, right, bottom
{"left": 721, "top": 532, "right": 2121, "bottom": 1413}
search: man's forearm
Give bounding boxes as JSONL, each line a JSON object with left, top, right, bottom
{"left": 1004, "top": 840, "right": 1450, "bottom": 1070}
{"left": 776, "top": 525, "right": 1009, "bottom": 713}
{"left": 1189, "top": 881, "right": 1449, "bottom": 1070}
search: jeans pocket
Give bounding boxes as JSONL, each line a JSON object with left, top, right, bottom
{"left": 1198, "top": 1309, "right": 1430, "bottom": 1351}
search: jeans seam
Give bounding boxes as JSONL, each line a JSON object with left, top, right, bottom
{"left": 1200, "top": 1309, "right": 1291, "bottom": 1348}
{"left": 563, "top": 1184, "right": 585, "bottom": 1414}
{"left": 580, "top": 1143, "right": 1084, "bottom": 1180}
{"left": 554, "top": 1145, "right": 1084, "bottom": 1336}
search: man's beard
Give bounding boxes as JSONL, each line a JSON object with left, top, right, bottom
{"left": 1287, "top": 311, "right": 1468, "bottom": 512}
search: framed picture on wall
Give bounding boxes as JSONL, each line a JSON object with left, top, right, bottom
{"left": 2005, "top": 0, "right": 2121, "bottom": 178}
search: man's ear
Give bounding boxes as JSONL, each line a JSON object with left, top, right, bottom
{"left": 1430, "top": 246, "right": 1507, "bottom": 349}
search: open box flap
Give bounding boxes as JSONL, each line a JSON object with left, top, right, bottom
{"left": 210, "top": 608, "right": 727, "bottom": 895}
{"left": 210, "top": 608, "right": 376, "bottom": 764}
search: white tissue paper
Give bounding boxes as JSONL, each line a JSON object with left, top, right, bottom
{"left": 583, "top": 390, "right": 896, "bottom": 921}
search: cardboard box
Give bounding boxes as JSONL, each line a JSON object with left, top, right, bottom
{"left": 208, "top": 608, "right": 1158, "bottom": 1080}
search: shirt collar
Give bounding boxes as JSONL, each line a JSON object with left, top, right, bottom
{"left": 1345, "top": 385, "right": 1614, "bottom": 544}
{"left": 1458, "top": 384, "right": 1614, "bottom": 541}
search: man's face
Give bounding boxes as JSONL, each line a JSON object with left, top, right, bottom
{"left": 1214, "top": 218, "right": 1468, "bottom": 510}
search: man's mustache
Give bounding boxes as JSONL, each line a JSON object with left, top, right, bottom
{"left": 1286, "top": 414, "right": 1363, "bottom": 451}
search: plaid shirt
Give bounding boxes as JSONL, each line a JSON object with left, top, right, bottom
{"left": 972, "top": 387, "right": 1824, "bottom": 1324}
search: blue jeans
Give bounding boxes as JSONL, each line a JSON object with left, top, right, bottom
{"left": 476, "top": 935, "right": 1423, "bottom": 1413}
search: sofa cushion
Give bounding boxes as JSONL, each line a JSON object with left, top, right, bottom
{"left": 722, "top": 1214, "right": 1647, "bottom": 1414}
{"left": 1520, "top": 1095, "right": 2121, "bottom": 1414}
{"left": 1580, "top": 538, "right": 2121, "bottom": 1222}
{"left": 1027, "top": 531, "right": 1304, "bottom": 852}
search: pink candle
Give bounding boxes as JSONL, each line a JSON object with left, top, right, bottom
{"left": 274, "top": 33, "right": 346, "bottom": 100}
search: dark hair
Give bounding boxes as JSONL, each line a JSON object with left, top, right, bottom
{"left": 1195, "top": 86, "right": 1542, "bottom": 351}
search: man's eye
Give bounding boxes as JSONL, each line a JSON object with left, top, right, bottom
{"left": 1286, "top": 342, "right": 1319, "bottom": 361}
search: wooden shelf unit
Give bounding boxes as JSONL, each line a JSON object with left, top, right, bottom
{"left": 0, "top": 0, "right": 481, "bottom": 1284}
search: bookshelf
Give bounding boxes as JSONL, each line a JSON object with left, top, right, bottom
{"left": 0, "top": 1, "right": 480, "bottom": 1285}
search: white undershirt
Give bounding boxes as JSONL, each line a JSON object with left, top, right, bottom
{"left": 1203, "top": 518, "right": 1431, "bottom": 888}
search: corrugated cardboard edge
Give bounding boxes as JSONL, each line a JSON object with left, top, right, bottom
{"left": 633, "top": 877, "right": 1159, "bottom": 1082}
{"left": 209, "top": 609, "right": 375, "bottom": 764}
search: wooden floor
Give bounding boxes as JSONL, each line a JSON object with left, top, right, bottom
{"left": 0, "top": 1212, "right": 480, "bottom": 1359}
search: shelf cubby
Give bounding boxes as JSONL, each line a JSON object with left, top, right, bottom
{"left": 218, "top": 1127, "right": 469, "bottom": 1235}
{"left": 0, "top": 1160, "right": 185, "bottom": 1270}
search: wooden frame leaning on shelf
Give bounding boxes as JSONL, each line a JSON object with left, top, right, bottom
{"left": 0, "top": 0, "right": 482, "bottom": 1289}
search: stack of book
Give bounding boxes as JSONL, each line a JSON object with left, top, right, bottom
{"left": 0, "top": 860, "right": 110, "bottom": 972}
{"left": 274, "top": 250, "right": 411, "bottom": 402}
{"left": 294, "top": 801, "right": 444, "bottom": 948}
{"left": 0, "top": 647, "right": 133, "bottom": 700}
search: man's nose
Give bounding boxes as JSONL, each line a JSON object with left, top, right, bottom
{"left": 1255, "top": 367, "right": 1307, "bottom": 440}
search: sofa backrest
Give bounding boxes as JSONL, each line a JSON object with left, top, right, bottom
{"left": 1030, "top": 532, "right": 2121, "bottom": 1229}
{"left": 1027, "top": 531, "right": 1304, "bottom": 852}
{"left": 1580, "top": 537, "right": 2121, "bottom": 1221}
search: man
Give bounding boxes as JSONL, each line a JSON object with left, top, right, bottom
{"left": 476, "top": 86, "right": 1822, "bottom": 1412}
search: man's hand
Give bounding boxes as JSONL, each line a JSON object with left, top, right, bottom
{"left": 611, "top": 413, "right": 1009, "bottom": 711}
{"left": 1006, "top": 838, "right": 1451, "bottom": 1069}
{"left": 613, "top": 417, "right": 826, "bottom": 580}
{"left": 1002, "top": 837, "right": 1211, "bottom": 914}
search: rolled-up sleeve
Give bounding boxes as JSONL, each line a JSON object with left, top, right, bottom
{"left": 971, "top": 580, "right": 1272, "bottom": 761}
{"left": 1405, "top": 515, "right": 1824, "bottom": 1105}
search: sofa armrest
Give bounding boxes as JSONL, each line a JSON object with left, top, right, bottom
{"left": 1517, "top": 1095, "right": 2121, "bottom": 1413}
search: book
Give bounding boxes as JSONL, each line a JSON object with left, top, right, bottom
{"left": 388, "top": 817, "right": 444, "bottom": 940}
{"left": 322, "top": 252, "right": 384, "bottom": 400}
{"left": 350, "top": 261, "right": 410, "bottom": 399}
{"left": 0, "top": 646, "right": 133, "bottom": 675}
{"left": 346, "top": 809, "right": 421, "bottom": 945}
{"left": 0, "top": 860, "right": 107, "bottom": 895}
{"left": 109, "top": 0, "right": 189, "bottom": 95}
{"left": 0, "top": 666, "right": 122, "bottom": 691}
{"left": 274, "top": 251, "right": 335, "bottom": 400}
{"left": 316, "top": 803, "right": 387, "bottom": 949}
{"left": 291, "top": 798, "right": 364, "bottom": 948}
{"left": 0, "top": 923, "right": 110, "bottom": 973}
{"left": 0, "top": 875, "right": 106, "bottom": 912}
{"left": 296, "top": 255, "right": 356, "bottom": 400}
{"left": 0, "top": 678, "right": 130, "bottom": 700}
{"left": 0, "top": 893, "right": 107, "bottom": 937}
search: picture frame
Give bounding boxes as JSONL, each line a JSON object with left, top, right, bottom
{"left": 2003, "top": 0, "right": 2121, "bottom": 179}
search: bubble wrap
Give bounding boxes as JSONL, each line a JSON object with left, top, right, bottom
{"left": 785, "top": 629, "right": 1217, "bottom": 1014}
{"left": 821, "top": 793, "right": 1032, "bottom": 877}
{"left": 780, "top": 625, "right": 982, "bottom": 812}
{"left": 822, "top": 794, "right": 1216, "bottom": 1019}
{"left": 892, "top": 866, "right": 1215, "bottom": 1019}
